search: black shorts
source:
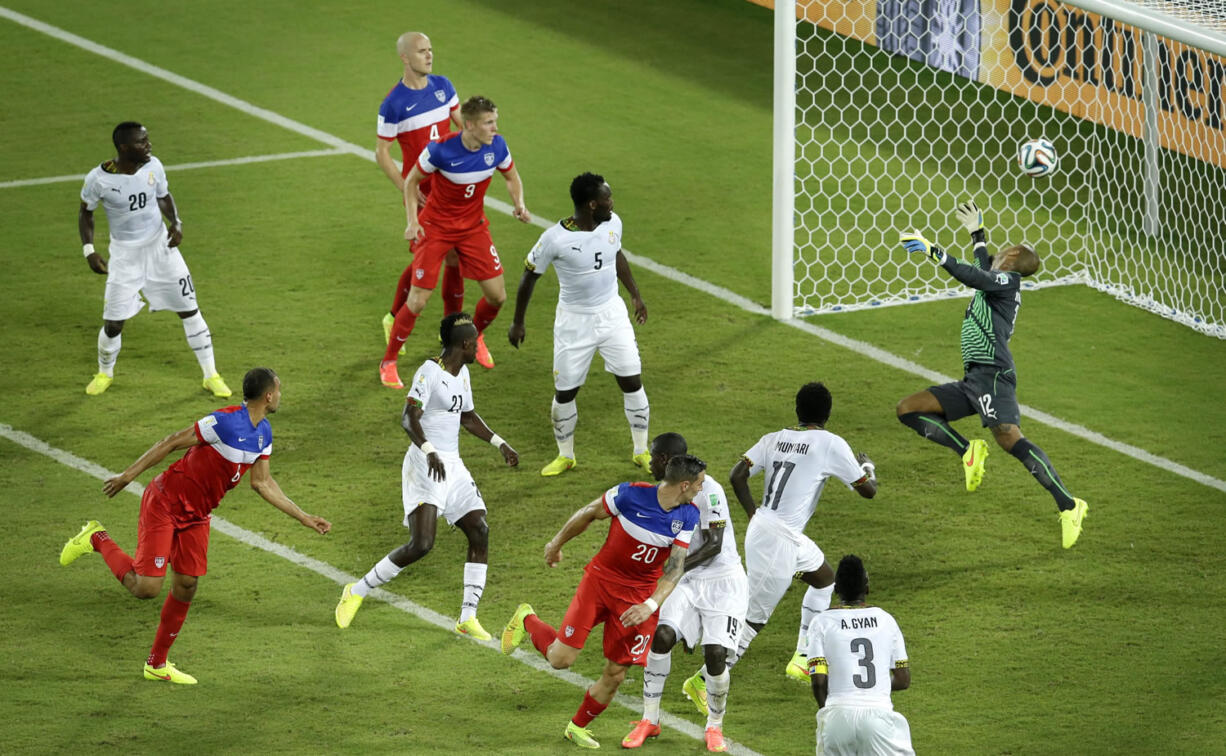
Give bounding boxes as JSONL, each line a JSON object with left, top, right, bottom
{"left": 929, "top": 365, "right": 1020, "bottom": 427}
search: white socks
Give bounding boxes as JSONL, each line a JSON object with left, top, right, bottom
{"left": 706, "top": 667, "right": 731, "bottom": 728}
{"left": 642, "top": 650, "right": 671, "bottom": 724}
{"left": 180, "top": 312, "right": 216, "bottom": 378}
{"left": 459, "top": 562, "right": 487, "bottom": 623}
{"left": 797, "top": 584, "right": 834, "bottom": 653}
{"left": 97, "top": 329, "right": 121, "bottom": 376}
{"left": 353, "top": 556, "right": 403, "bottom": 597}
{"left": 623, "top": 388, "right": 649, "bottom": 454}
{"left": 551, "top": 397, "right": 578, "bottom": 459}
{"left": 731, "top": 623, "right": 759, "bottom": 667}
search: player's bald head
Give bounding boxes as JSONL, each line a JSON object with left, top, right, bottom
{"left": 396, "top": 31, "right": 428, "bottom": 57}
{"left": 1010, "top": 244, "right": 1040, "bottom": 277}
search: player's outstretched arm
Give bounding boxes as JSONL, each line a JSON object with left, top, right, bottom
{"left": 854, "top": 452, "right": 877, "bottom": 499}
{"left": 102, "top": 425, "right": 199, "bottom": 498}
{"left": 507, "top": 269, "right": 542, "bottom": 348}
{"left": 954, "top": 201, "right": 992, "bottom": 269}
{"left": 729, "top": 458, "right": 757, "bottom": 520}
{"left": 620, "top": 543, "right": 687, "bottom": 627}
{"left": 402, "top": 399, "right": 446, "bottom": 481}
{"left": 249, "top": 457, "right": 331, "bottom": 534}
{"left": 615, "top": 250, "right": 647, "bottom": 324}
{"left": 459, "top": 410, "right": 519, "bottom": 467}
{"left": 544, "top": 496, "right": 608, "bottom": 567}
{"left": 156, "top": 192, "right": 183, "bottom": 247}
{"left": 79, "top": 202, "right": 107, "bottom": 275}
{"left": 502, "top": 165, "right": 531, "bottom": 223}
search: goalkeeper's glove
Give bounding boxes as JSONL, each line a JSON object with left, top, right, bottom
{"left": 954, "top": 201, "right": 984, "bottom": 233}
{"left": 901, "top": 231, "right": 947, "bottom": 264}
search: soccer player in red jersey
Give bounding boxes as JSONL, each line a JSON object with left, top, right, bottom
{"left": 500, "top": 454, "right": 707, "bottom": 749}
{"left": 58, "top": 367, "right": 332, "bottom": 684}
{"left": 380, "top": 95, "right": 531, "bottom": 387}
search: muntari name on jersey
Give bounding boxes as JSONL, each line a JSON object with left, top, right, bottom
{"left": 775, "top": 441, "right": 811, "bottom": 455}
{"left": 841, "top": 616, "right": 879, "bottom": 630}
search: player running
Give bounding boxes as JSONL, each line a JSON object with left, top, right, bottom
{"left": 338, "top": 313, "right": 518, "bottom": 639}
{"left": 896, "top": 201, "right": 1089, "bottom": 548}
{"left": 79, "top": 121, "right": 231, "bottom": 398}
{"left": 58, "top": 367, "right": 331, "bottom": 684}
{"left": 508, "top": 172, "right": 651, "bottom": 476}
{"left": 380, "top": 96, "right": 531, "bottom": 387}
{"left": 622, "top": 433, "right": 746, "bottom": 754}
{"left": 500, "top": 454, "right": 707, "bottom": 750}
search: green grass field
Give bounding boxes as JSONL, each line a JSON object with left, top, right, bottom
{"left": 2, "top": 1, "right": 1225, "bottom": 754}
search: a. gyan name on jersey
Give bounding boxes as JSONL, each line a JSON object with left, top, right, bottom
{"left": 775, "top": 441, "right": 811, "bottom": 455}
{"left": 840, "top": 615, "right": 879, "bottom": 630}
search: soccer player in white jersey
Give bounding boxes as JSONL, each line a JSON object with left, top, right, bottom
{"left": 806, "top": 555, "right": 913, "bottom": 756}
{"left": 731, "top": 382, "right": 878, "bottom": 680}
{"left": 507, "top": 173, "right": 651, "bottom": 476}
{"left": 622, "top": 433, "right": 747, "bottom": 754}
{"left": 336, "top": 313, "right": 518, "bottom": 640}
{"left": 78, "top": 122, "right": 231, "bottom": 398}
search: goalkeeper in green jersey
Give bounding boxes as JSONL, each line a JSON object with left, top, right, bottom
{"left": 894, "top": 201, "right": 1089, "bottom": 549}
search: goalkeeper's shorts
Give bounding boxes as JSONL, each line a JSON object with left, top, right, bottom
{"left": 929, "top": 365, "right": 1020, "bottom": 427}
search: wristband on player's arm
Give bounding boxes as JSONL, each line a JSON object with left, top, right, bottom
{"left": 83, "top": 243, "right": 95, "bottom": 258}
{"left": 860, "top": 462, "right": 876, "bottom": 482}
{"left": 489, "top": 434, "right": 505, "bottom": 449}
{"left": 643, "top": 597, "right": 659, "bottom": 613}
{"left": 420, "top": 441, "right": 437, "bottom": 456}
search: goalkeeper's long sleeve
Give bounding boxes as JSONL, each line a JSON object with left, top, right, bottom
{"left": 939, "top": 254, "right": 1021, "bottom": 293}
{"left": 971, "top": 229, "right": 991, "bottom": 270}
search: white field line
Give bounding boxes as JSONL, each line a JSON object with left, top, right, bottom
{"left": 0, "top": 10, "right": 1221, "bottom": 495}
{"left": 0, "top": 423, "right": 763, "bottom": 756}
{"left": 0, "top": 149, "right": 347, "bottom": 189}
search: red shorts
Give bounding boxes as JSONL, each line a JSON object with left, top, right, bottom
{"left": 409, "top": 222, "right": 503, "bottom": 288}
{"left": 134, "top": 476, "right": 211, "bottom": 577}
{"left": 558, "top": 571, "right": 659, "bottom": 667}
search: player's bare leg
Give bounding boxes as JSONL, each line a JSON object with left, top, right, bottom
{"left": 338, "top": 505, "right": 439, "bottom": 627}
{"left": 87, "top": 319, "right": 125, "bottom": 395}
{"left": 472, "top": 275, "right": 507, "bottom": 369}
{"left": 453, "top": 510, "right": 492, "bottom": 640}
{"left": 615, "top": 374, "right": 650, "bottom": 470}
{"left": 544, "top": 386, "right": 581, "bottom": 476}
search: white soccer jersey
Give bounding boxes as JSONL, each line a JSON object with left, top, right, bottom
{"left": 684, "top": 476, "right": 743, "bottom": 581}
{"left": 807, "top": 606, "right": 908, "bottom": 709}
{"left": 524, "top": 212, "right": 623, "bottom": 310}
{"left": 406, "top": 359, "right": 473, "bottom": 454}
{"left": 743, "top": 427, "right": 865, "bottom": 533}
{"left": 80, "top": 157, "right": 170, "bottom": 243}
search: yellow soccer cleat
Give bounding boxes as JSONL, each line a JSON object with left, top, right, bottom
{"left": 705, "top": 726, "right": 728, "bottom": 753}
{"left": 962, "top": 438, "right": 989, "bottom": 492}
{"left": 1060, "top": 498, "right": 1089, "bottom": 549}
{"left": 540, "top": 455, "right": 576, "bottom": 477}
{"left": 202, "top": 373, "right": 233, "bottom": 399}
{"left": 564, "top": 721, "right": 600, "bottom": 749}
{"left": 60, "top": 520, "right": 105, "bottom": 566}
{"left": 501, "top": 602, "right": 535, "bottom": 654}
{"left": 382, "top": 312, "right": 405, "bottom": 355}
{"left": 85, "top": 373, "right": 113, "bottom": 396}
{"left": 682, "top": 671, "right": 709, "bottom": 716}
{"left": 143, "top": 660, "right": 197, "bottom": 684}
{"left": 475, "top": 332, "right": 495, "bottom": 369}
{"left": 785, "top": 650, "right": 811, "bottom": 682}
{"left": 632, "top": 451, "right": 651, "bottom": 473}
{"left": 454, "top": 617, "right": 493, "bottom": 641}
{"left": 621, "top": 719, "right": 661, "bottom": 749}
{"left": 335, "top": 583, "right": 364, "bottom": 629}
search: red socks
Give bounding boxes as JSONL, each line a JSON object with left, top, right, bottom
{"left": 572, "top": 690, "right": 608, "bottom": 728}
{"left": 147, "top": 593, "right": 191, "bottom": 668}
{"left": 390, "top": 266, "right": 415, "bottom": 315}
{"left": 473, "top": 297, "right": 501, "bottom": 334}
{"left": 441, "top": 265, "right": 464, "bottom": 316}
{"left": 383, "top": 306, "right": 420, "bottom": 363}
{"left": 524, "top": 613, "right": 558, "bottom": 657}
{"left": 90, "top": 530, "right": 133, "bottom": 582}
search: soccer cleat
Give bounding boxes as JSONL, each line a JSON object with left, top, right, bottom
{"left": 500, "top": 602, "right": 535, "bottom": 654}
{"left": 682, "top": 671, "right": 709, "bottom": 716}
{"left": 202, "top": 373, "right": 232, "bottom": 398}
{"left": 379, "top": 360, "right": 404, "bottom": 389}
{"left": 621, "top": 719, "right": 661, "bottom": 748}
{"left": 632, "top": 451, "right": 651, "bottom": 473}
{"left": 454, "top": 617, "right": 493, "bottom": 641}
{"left": 382, "top": 312, "right": 405, "bottom": 355}
{"left": 335, "top": 583, "right": 364, "bottom": 629}
{"left": 59, "top": 520, "right": 105, "bottom": 566}
{"left": 962, "top": 438, "right": 989, "bottom": 492}
{"left": 143, "top": 660, "right": 197, "bottom": 684}
{"left": 475, "top": 332, "right": 494, "bottom": 369}
{"left": 85, "top": 372, "right": 113, "bottom": 396}
{"left": 785, "top": 650, "right": 811, "bottom": 681}
{"left": 564, "top": 721, "right": 600, "bottom": 749}
{"left": 1060, "top": 498, "right": 1089, "bottom": 549}
{"left": 540, "top": 455, "right": 576, "bottom": 477}
{"left": 705, "top": 727, "right": 728, "bottom": 753}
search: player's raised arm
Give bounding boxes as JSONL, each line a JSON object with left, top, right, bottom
{"left": 729, "top": 457, "right": 757, "bottom": 519}
{"left": 620, "top": 542, "right": 687, "bottom": 627}
{"left": 401, "top": 398, "right": 446, "bottom": 481}
{"left": 544, "top": 495, "right": 609, "bottom": 567}
{"left": 954, "top": 201, "right": 992, "bottom": 269}
{"left": 615, "top": 250, "right": 647, "bottom": 324}
{"left": 900, "top": 231, "right": 1017, "bottom": 292}
{"left": 459, "top": 410, "right": 519, "bottom": 466}
{"left": 248, "top": 457, "right": 331, "bottom": 534}
{"left": 502, "top": 164, "right": 531, "bottom": 223}
{"left": 102, "top": 425, "right": 199, "bottom": 497}
{"left": 508, "top": 268, "right": 542, "bottom": 348}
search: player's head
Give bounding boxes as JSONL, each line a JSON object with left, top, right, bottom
{"left": 795, "top": 382, "right": 832, "bottom": 426}
{"left": 996, "top": 243, "right": 1040, "bottom": 277}
{"left": 648, "top": 432, "right": 688, "bottom": 482}
{"left": 460, "top": 96, "right": 498, "bottom": 145}
{"left": 834, "top": 554, "right": 869, "bottom": 603}
{"left": 243, "top": 367, "right": 281, "bottom": 412}
{"left": 112, "top": 121, "right": 151, "bottom": 164}
{"left": 570, "top": 172, "right": 613, "bottom": 223}
{"left": 396, "top": 32, "right": 432, "bottom": 75}
{"left": 440, "top": 312, "right": 478, "bottom": 362}
{"left": 662, "top": 453, "right": 707, "bottom": 504}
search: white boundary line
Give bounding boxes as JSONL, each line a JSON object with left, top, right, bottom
{"left": 0, "top": 148, "right": 347, "bottom": 189}
{"left": 0, "top": 9, "right": 1221, "bottom": 494}
{"left": 0, "top": 422, "right": 763, "bottom": 756}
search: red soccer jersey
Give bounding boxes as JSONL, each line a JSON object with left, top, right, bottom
{"left": 376, "top": 76, "right": 459, "bottom": 182}
{"left": 416, "top": 131, "right": 513, "bottom": 235}
{"left": 584, "top": 482, "right": 699, "bottom": 593}
{"left": 158, "top": 405, "right": 272, "bottom": 516}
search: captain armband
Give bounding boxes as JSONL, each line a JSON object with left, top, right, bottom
{"left": 707, "top": 519, "right": 727, "bottom": 530}
{"left": 808, "top": 657, "right": 828, "bottom": 675}
{"left": 894, "top": 659, "right": 909, "bottom": 669}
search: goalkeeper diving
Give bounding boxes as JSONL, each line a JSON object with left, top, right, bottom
{"left": 894, "top": 201, "right": 1089, "bottom": 549}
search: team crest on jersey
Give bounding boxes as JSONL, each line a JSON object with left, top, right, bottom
{"left": 416, "top": 269, "right": 424, "bottom": 279}
{"left": 564, "top": 625, "right": 575, "bottom": 638}
{"left": 154, "top": 556, "right": 166, "bottom": 568}
{"left": 483, "top": 152, "right": 495, "bottom": 167}
{"left": 434, "top": 89, "right": 446, "bottom": 103}
{"left": 671, "top": 519, "right": 684, "bottom": 535}
{"left": 258, "top": 434, "right": 264, "bottom": 447}
{"left": 609, "top": 231, "right": 617, "bottom": 245}
{"left": 147, "top": 172, "right": 156, "bottom": 185}
{"left": 996, "top": 273, "right": 1009, "bottom": 284}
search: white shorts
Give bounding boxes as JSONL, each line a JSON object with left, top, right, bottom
{"left": 102, "top": 233, "right": 197, "bottom": 321}
{"left": 743, "top": 513, "right": 825, "bottom": 624}
{"left": 816, "top": 706, "right": 914, "bottom": 756}
{"left": 659, "top": 570, "right": 748, "bottom": 651}
{"left": 552, "top": 297, "right": 642, "bottom": 391}
{"left": 401, "top": 447, "right": 485, "bottom": 526}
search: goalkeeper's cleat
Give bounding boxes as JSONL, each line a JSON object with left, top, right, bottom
{"left": 202, "top": 373, "right": 232, "bottom": 399}
{"left": 501, "top": 602, "right": 535, "bottom": 654}
{"left": 85, "top": 372, "right": 113, "bottom": 396}
{"left": 475, "top": 333, "right": 494, "bottom": 369}
{"left": 632, "top": 451, "right": 652, "bottom": 473}
{"left": 335, "top": 583, "right": 364, "bottom": 629}
{"left": 962, "top": 439, "right": 989, "bottom": 492}
{"left": 621, "top": 719, "right": 661, "bottom": 749}
{"left": 454, "top": 616, "right": 492, "bottom": 641}
{"left": 682, "top": 671, "right": 709, "bottom": 716}
{"left": 785, "top": 650, "right": 811, "bottom": 682}
{"left": 705, "top": 727, "right": 728, "bottom": 753}
{"left": 564, "top": 721, "right": 600, "bottom": 749}
{"left": 143, "top": 660, "right": 197, "bottom": 685}
{"left": 1060, "top": 498, "right": 1088, "bottom": 549}
{"left": 379, "top": 360, "right": 404, "bottom": 389}
{"left": 60, "top": 520, "right": 105, "bottom": 566}
{"left": 382, "top": 312, "right": 405, "bottom": 355}
{"left": 540, "top": 455, "right": 576, "bottom": 477}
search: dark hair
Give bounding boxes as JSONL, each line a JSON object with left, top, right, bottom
{"left": 796, "top": 382, "right": 832, "bottom": 425}
{"left": 112, "top": 121, "right": 144, "bottom": 149}
{"left": 460, "top": 95, "right": 496, "bottom": 121}
{"left": 834, "top": 554, "right": 868, "bottom": 603}
{"left": 440, "top": 312, "right": 477, "bottom": 348}
{"left": 242, "top": 367, "right": 278, "bottom": 401}
{"left": 663, "top": 453, "right": 706, "bottom": 483}
{"left": 651, "top": 432, "right": 687, "bottom": 458}
{"left": 569, "top": 172, "right": 606, "bottom": 208}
